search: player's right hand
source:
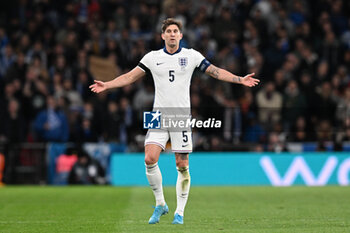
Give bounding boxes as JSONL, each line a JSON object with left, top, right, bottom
{"left": 89, "top": 80, "right": 107, "bottom": 93}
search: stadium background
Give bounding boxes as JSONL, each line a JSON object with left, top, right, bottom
{"left": 0, "top": 0, "right": 350, "bottom": 185}
{"left": 1, "top": 1, "right": 350, "bottom": 232}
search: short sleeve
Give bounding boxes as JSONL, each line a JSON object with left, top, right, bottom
{"left": 191, "top": 49, "right": 211, "bottom": 73}
{"left": 138, "top": 52, "right": 152, "bottom": 74}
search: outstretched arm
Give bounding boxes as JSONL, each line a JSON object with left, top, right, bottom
{"left": 89, "top": 67, "right": 145, "bottom": 93}
{"left": 205, "top": 64, "right": 260, "bottom": 87}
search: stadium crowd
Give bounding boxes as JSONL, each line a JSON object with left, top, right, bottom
{"left": 0, "top": 0, "right": 350, "bottom": 152}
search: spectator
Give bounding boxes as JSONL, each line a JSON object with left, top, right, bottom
{"left": 266, "top": 131, "right": 287, "bottom": 153}
{"left": 68, "top": 149, "right": 106, "bottom": 185}
{"left": 62, "top": 78, "right": 83, "bottom": 111}
{"left": 34, "top": 95, "right": 69, "bottom": 142}
{"left": 49, "top": 55, "right": 72, "bottom": 80}
{"left": 314, "top": 82, "right": 337, "bottom": 124}
{"left": 76, "top": 118, "right": 98, "bottom": 142}
{"left": 282, "top": 80, "right": 307, "bottom": 131}
{"left": 289, "top": 116, "right": 315, "bottom": 142}
{"left": 336, "top": 87, "right": 350, "bottom": 124}
{"left": 119, "top": 97, "right": 134, "bottom": 144}
{"left": 256, "top": 81, "right": 283, "bottom": 128}
{"left": 273, "top": 69, "right": 287, "bottom": 94}
{"left": 0, "top": 27, "right": 9, "bottom": 50}
{"left": 4, "top": 52, "right": 27, "bottom": 84}
{"left": 132, "top": 82, "right": 154, "bottom": 113}
{"left": 75, "top": 70, "right": 93, "bottom": 101}
{"left": 55, "top": 147, "right": 78, "bottom": 185}
{"left": 316, "top": 120, "right": 333, "bottom": 142}
{"left": 243, "top": 113, "right": 266, "bottom": 143}
{"left": 104, "top": 101, "right": 122, "bottom": 142}
{"left": 0, "top": 99, "right": 25, "bottom": 143}
{"left": 0, "top": 45, "right": 16, "bottom": 78}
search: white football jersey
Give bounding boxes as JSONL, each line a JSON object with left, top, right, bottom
{"left": 138, "top": 47, "right": 210, "bottom": 108}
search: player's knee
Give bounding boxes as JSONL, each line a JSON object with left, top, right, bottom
{"left": 145, "top": 153, "right": 158, "bottom": 165}
{"left": 144, "top": 145, "right": 162, "bottom": 165}
{"left": 176, "top": 160, "right": 188, "bottom": 168}
{"left": 145, "top": 157, "right": 156, "bottom": 165}
{"left": 175, "top": 153, "right": 189, "bottom": 168}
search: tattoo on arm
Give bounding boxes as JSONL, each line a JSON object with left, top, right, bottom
{"left": 232, "top": 76, "right": 241, "bottom": 83}
{"left": 208, "top": 65, "right": 241, "bottom": 84}
{"left": 208, "top": 66, "right": 220, "bottom": 79}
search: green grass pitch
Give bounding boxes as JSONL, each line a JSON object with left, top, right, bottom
{"left": 1, "top": 186, "right": 350, "bottom": 232}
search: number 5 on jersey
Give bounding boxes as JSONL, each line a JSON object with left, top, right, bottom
{"left": 169, "top": 70, "right": 175, "bottom": 82}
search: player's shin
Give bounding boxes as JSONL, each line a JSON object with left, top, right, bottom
{"left": 145, "top": 163, "right": 166, "bottom": 206}
{"left": 175, "top": 166, "right": 191, "bottom": 216}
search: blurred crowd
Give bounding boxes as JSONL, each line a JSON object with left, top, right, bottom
{"left": 0, "top": 0, "right": 350, "bottom": 152}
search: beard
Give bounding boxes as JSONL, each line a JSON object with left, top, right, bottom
{"left": 168, "top": 43, "right": 176, "bottom": 48}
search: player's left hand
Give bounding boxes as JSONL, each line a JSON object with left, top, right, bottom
{"left": 241, "top": 73, "right": 260, "bottom": 87}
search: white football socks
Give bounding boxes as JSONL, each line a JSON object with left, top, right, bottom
{"left": 145, "top": 163, "right": 165, "bottom": 206}
{"left": 175, "top": 166, "right": 191, "bottom": 216}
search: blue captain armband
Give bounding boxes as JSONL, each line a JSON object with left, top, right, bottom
{"left": 198, "top": 59, "right": 211, "bottom": 73}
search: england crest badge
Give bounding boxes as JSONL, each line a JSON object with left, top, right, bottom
{"left": 179, "top": 57, "right": 188, "bottom": 70}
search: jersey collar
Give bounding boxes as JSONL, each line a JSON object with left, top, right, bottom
{"left": 163, "top": 46, "right": 182, "bottom": 55}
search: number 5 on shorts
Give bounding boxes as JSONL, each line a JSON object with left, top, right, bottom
{"left": 182, "top": 131, "right": 188, "bottom": 142}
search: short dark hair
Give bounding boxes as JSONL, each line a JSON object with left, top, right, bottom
{"left": 161, "top": 18, "right": 182, "bottom": 33}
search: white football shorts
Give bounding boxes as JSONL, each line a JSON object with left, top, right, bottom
{"left": 144, "top": 129, "right": 192, "bottom": 153}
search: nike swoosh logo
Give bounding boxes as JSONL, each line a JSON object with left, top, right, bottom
{"left": 156, "top": 62, "right": 164, "bottom": 65}
{"left": 182, "top": 144, "right": 189, "bottom": 147}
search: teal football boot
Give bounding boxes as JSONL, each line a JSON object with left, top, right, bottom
{"left": 172, "top": 213, "right": 184, "bottom": 224}
{"left": 148, "top": 204, "right": 169, "bottom": 224}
